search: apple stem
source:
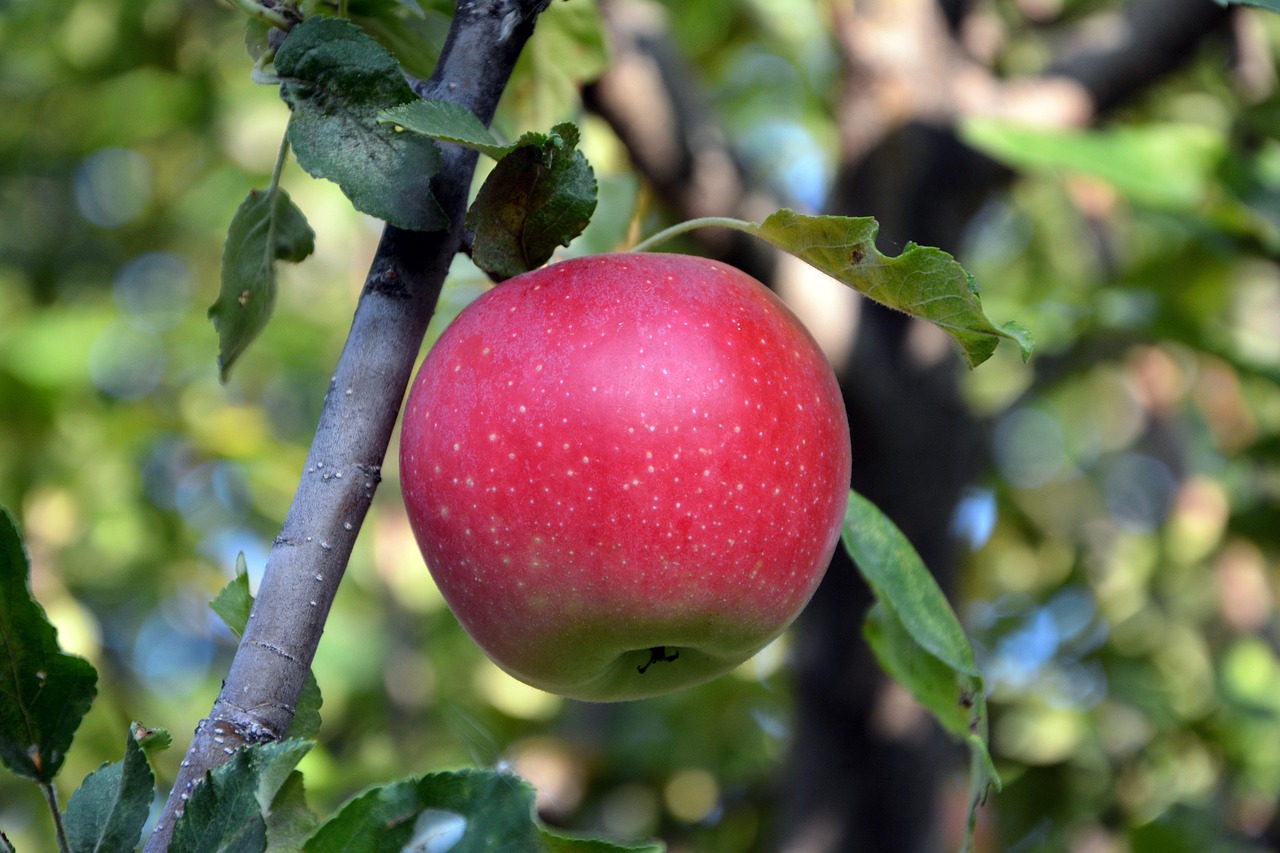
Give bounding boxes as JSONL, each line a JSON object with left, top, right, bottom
{"left": 628, "top": 216, "right": 757, "bottom": 253}
{"left": 637, "top": 646, "right": 681, "bottom": 674}
{"left": 259, "top": 132, "right": 290, "bottom": 274}
{"left": 266, "top": 130, "right": 289, "bottom": 199}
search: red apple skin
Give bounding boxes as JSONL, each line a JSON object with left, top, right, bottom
{"left": 399, "top": 252, "right": 851, "bottom": 701}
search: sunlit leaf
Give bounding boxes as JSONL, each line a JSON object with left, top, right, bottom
{"left": 210, "top": 187, "right": 315, "bottom": 382}
{"left": 842, "top": 491, "right": 977, "bottom": 678}
{"left": 842, "top": 491, "right": 1000, "bottom": 850}
{"left": 63, "top": 724, "right": 155, "bottom": 853}
{"left": 863, "top": 603, "right": 974, "bottom": 738}
{"left": 747, "top": 210, "right": 1031, "bottom": 367}
{"left": 379, "top": 99, "right": 512, "bottom": 159}
{"left": 0, "top": 509, "right": 97, "bottom": 783}
{"left": 275, "top": 16, "right": 446, "bottom": 231}
{"left": 960, "top": 119, "right": 1226, "bottom": 210}
{"left": 210, "top": 554, "right": 255, "bottom": 635}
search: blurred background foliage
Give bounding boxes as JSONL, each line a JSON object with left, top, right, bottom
{"left": 2, "top": 0, "right": 1280, "bottom": 851}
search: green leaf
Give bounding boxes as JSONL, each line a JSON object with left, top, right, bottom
{"left": 467, "top": 124, "right": 598, "bottom": 280}
{"left": 842, "top": 491, "right": 1000, "bottom": 851}
{"left": 304, "top": 770, "right": 536, "bottom": 852}
{"left": 172, "top": 756, "right": 267, "bottom": 853}
{"left": 266, "top": 771, "right": 317, "bottom": 853}
{"left": 863, "top": 603, "right": 974, "bottom": 739}
{"left": 959, "top": 119, "right": 1226, "bottom": 210}
{"left": 0, "top": 508, "right": 98, "bottom": 783}
{"left": 354, "top": 6, "right": 450, "bottom": 83}
{"left": 275, "top": 16, "right": 446, "bottom": 231}
{"left": 210, "top": 554, "right": 255, "bottom": 635}
{"left": 378, "top": 99, "right": 511, "bottom": 160}
{"left": 249, "top": 741, "right": 313, "bottom": 816}
{"left": 842, "top": 490, "right": 977, "bottom": 676}
{"left": 172, "top": 740, "right": 313, "bottom": 853}
{"left": 963, "top": 730, "right": 1001, "bottom": 853}
{"left": 63, "top": 723, "right": 155, "bottom": 853}
{"left": 135, "top": 723, "right": 173, "bottom": 756}
{"left": 541, "top": 829, "right": 666, "bottom": 853}
{"left": 210, "top": 559, "right": 323, "bottom": 740}
{"left": 210, "top": 186, "right": 315, "bottom": 382}
{"left": 750, "top": 209, "right": 1031, "bottom": 368}
{"left": 304, "top": 768, "right": 660, "bottom": 852}
{"left": 287, "top": 672, "right": 323, "bottom": 741}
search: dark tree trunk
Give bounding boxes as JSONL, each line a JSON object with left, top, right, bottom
{"left": 585, "top": 1, "right": 1233, "bottom": 849}
{"left": 776, "top": 127, "right": 995, "bottom": 853}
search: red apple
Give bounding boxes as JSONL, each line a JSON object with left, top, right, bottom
{"left": 399, "top": 252, "right": 851, "bottom": 701}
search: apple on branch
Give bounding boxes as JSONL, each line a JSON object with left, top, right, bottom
{"left": 399, "top": 252, "right": 851, "bottom": 701}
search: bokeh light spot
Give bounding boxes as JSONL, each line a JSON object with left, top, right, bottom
{"left": 74, "top": 148, "right": 152, "bottom": 227}
{"left": 1102, "top": 453, "right": 1176, "bottom": 533}
{"left": 113, "top": 253, "right": 191, "bottom": 331}
{"left": 601, "top": 784, "right": 660, "bottom": 838}
{"left": 88, "top": 324, "right": 164, "bottom": 399}
{"left": 994, "top": 407, "right": 1068, "bottom": 488}
{"left": 472, "top": 659, "right": 561, "bottom": 720}
{"left": 130, "top": 594, "right": 218, "bottom": 694}
{"left": 664, "top": 767, "right": 720, "bottom": 824}
{"left": 951, "top": 486, "right": 997, "bottom": 550}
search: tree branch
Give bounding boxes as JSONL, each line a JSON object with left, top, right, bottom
{"left": 144, "top": 2, "right": 550, "bottom": 849}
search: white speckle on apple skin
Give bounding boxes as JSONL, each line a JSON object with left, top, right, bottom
{"left": 400, "top": 252, "right": 851, "bottom": 701}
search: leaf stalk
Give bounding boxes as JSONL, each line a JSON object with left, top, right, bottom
{"left": 38, "top": 782, "right": 72, "bottom": 853}
{"left": 628, "top": 216, "right": 753, "bottom": 253}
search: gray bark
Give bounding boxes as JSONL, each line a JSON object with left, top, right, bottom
{"left": 144, "top": 2, "right": 551, "bottom": 849}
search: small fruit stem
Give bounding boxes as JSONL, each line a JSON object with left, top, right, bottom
{"left": 628, "top": 216, "right": 756, "bottom": 253}
{"left": 38, "top": 781, "right": 72, "bottom": 853}
{"left": 250, "top": 48, "right": 279, "bottom": 85}
{"left": 259, "top": 131, "right": 291, "bottom": 276}
{"left": 267, "top": 130, "right": 289, "bottom": 197}
{"left": 636, "top": 646, "right": 680, "bottom": 674}
{"left": 229, "top": 0, "right": 293, "bottom": 30}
